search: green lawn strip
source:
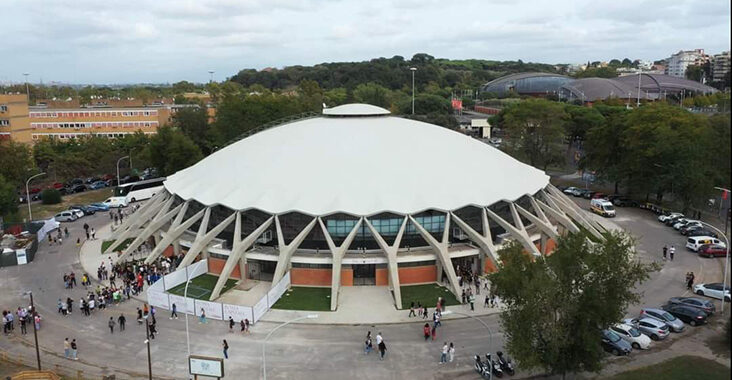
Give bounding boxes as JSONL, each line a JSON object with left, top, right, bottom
{"left": 607, "top": 355, "right": 731, "bottom": 380}
{"left": 400, "top": 283, "right": 461, "bottom": 309}
{"left": 166, "top": 274, "right": 238, "bottom": 300}
{"left": 101, "top": 238, "right": 134, "bottom": 253}
{"left": 272, "top": 287, "right": 331, "bottom": 311}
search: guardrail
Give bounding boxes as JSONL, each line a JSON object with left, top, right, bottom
{"left": 220, "top": 111, "right": 319, "bottom": 149}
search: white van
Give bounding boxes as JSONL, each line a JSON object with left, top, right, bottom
{"left": 590, "top": 198, "right": 616, "bottom": 217}
{"left": 686, "top": 236, "right": 726, "bottom": 252}
{"left": 54, "top": 211, "right": 78, "bottom": 222}
{"left": 103, "top": 196, "right": 129, "bottom": 208}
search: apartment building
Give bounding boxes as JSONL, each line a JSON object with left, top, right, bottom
{"left": 712, "top": 51, "right": 730, "bottom": 83}
{"left": 665, "top": 49, "right": 709, "bottom": 78}
{"left": 0, "top": 93, "right": 180, "bottom": 143}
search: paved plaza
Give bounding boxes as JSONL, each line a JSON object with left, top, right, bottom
{"left": 0, "top": 198, "right": 729, "bottom": 379}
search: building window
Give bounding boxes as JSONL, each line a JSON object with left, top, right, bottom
{"left": 0, "top": 105, "right": 7, "bottom": 112}
{"left": 0, "top": 119, "right": 9, "bottom": 126}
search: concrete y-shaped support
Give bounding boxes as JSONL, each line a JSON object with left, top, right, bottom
{"left": 115, "top": 202, "right": 184, "bottom": 263}
{"left": 485, "top": 204, "right": 542, "bottom": 257}
{"left": 409, "top": 214, "right": 461, "bottom": 299}
{"left": 365, "top": 217, "right": 408, "bottom": 309}
{"left": 144, "top": 206, "right": 207, "bottom": 265}
{"left": 271, "top": 215, "right": 318, "bottom": 287}
{"left": 179, "top": 209, "right": 237, "bottom": 268}
{"left": 450, "top": 208, "right": 499, "bottom": 273}
{"left": 319, "top": 217, "right": 363, "bottom": 311}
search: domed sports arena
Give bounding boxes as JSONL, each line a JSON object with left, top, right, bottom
{"left": 106, "top": 104, "right": 604, "bottom": 310}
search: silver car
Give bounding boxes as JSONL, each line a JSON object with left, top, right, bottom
{"left": 639, "top": 308, "right": 685, "bottom": 332}
{"left": 624, "top": 317, "right": 670, "bottom": 341}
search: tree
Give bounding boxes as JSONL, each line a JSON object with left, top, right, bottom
{"left": 40, "top": 188, "right": 62, "bottom": 205}
{"left": 0, "top": 174, "right": 18, "bottom": 217}
{"left": 147, "top": 126, "right": 203, "bottom": 176}
{"left": 171, "top": 107, "right": 210, "bottom": 153}
{"left": 0, "top": 141, "right": 34, "bottom": 185}
{"left": 489, "top": 231, "right": 657, "bottom": 379}
{"left": 502, "top": 99, "right": 567, "bottom": 170}
{"left": 685, "top": 65, "right": 705, "bottom": 82}
{"left": 574, "top": 67, "right": 618, "bottom": 78}
{"left": 564, "top": 105, "right": 605, "bottom": 144}
{"left": 352, "top": 82, "right": 392, "bottom": 108}
{"left": 581, "top": 106, "right": 629, "bottom": 194}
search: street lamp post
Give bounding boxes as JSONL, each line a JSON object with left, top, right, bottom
{"left": 144, "top": 314, "right": 152, "bottom": 380}
{"left": 116, "top": 156, "right": 130, "bottom": 187}
{"left": 262, "top": 314, "right": 318, "bottom": 380}
{"left": 183, "top": 273, "right": 192, "bottom": 365}
{"left": 208, "top": 71, "right": 215, "bottom": 83}
{"left": 23, "top": 73, "right": 30, "bottom": 100}
{"left": 697, "top": 220, "right": 729, "bottom": 312}
{"left": 25, "top": 172, "right": 46, "bottom": 222}
{"left": 636, "top": 71, "right": 642, "bottom": 107}
{"left": 26, "top": 291, "right": 42, "bottom": 371}
{"left": 410, "top": 67, "right": 417, "bottom": 115}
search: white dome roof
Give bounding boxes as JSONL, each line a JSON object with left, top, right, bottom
{"left": 164, "top": 110, "right": 549, "bottom": 215}
{"left": 322, "top": 103, "right": 391, "bottom": 116}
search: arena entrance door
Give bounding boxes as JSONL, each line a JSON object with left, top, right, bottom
{"left": 353, "top": 264, "right": 376, "bottom": 285}
{"left": 247, "top": 259, "right": 276, "bottom": 282}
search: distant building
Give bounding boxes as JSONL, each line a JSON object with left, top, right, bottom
{"left": 665, "top": 49, "right": 708, "bottom": 78}
{"left": 712, "top": 51, "right": 730, "bottom": 83}
{"left": 0, "top": 93, "right": 185, "bottom": 143}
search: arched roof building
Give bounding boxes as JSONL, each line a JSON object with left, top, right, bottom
{"left": 480, "top": 72, "right": 571, "bottom": 96}
{"left": 106, "top": 104, "right": 604, "bottom": 310}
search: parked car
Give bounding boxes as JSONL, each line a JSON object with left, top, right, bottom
{"left": 688, "top": 229, "right": 719, "bottom": 238}
{"left": 665, "top": 215, "right": 686, "bottom": 226}
{"left": 693, "top": 283, "right": 731, "bottom": 302}
{"left": 639, "top": 307, "right": 685, "bottom": 332}
{"left": 582, "top": 190, "right": 597, "bottom": 199}
{"left": 612, "top": 198, "right": 638, "bottom": 207}
{"left": 85, "top": 177, "right": 101, "bottom": 184}
{"left": 624, "top": 317, "right": 670, "bottom": 341}
{"left": 601, "top": 329, "right": 632, "bottom": 356}
{"left": 87, "top": 202, "right": 110, "bottom": 211}
{"left": 673, "top": 219, "right": 699, "bottom": 230}
{"left": 88, "top": 181, "right": 108, "bottom": 190}
{"left": 661, "top": 304, "right": 708, "bottom": 326}
{"left": 591, "top": 192, "right": 608, "bottom": 199}
{"left": 564, "top": 187, "right": 580, "bottom": 196}
{"left": 67, "top": 209, "right": 85, "bottom": 218}
{"left": 667, "top": 297, "right": 715, "bottom": 315}
{"left": 67, "top": 178, "right": 84, "bottom": 187}
{"left": 686, "top": 236, "right": 726, "bottom": 252}
{"left": 658, "top": 212, "right": 683, "bottom": 223}
{"left": 106, "top": 179, "right": 118, "bottom": 187}
{"left": 52, "top": 182, "right": 65, "bottom": 190}
{"left": 611, "top": 323, "right": 651, "bottom": 350}
{"left": 590, "top": 198, "right": 616, "bottom": 217}
{"left": 681, "top": 224, "right": 704, "bottom": 235}
{"left": 103, "top": 197, "right": 128, "bottom": 208}
{"left": 698, "top": 244, "right": 728, "bottom": 258}
{"left": 54, "top": 211, "right": 78, "bottom": 222}
{"left": 66, "top": 184, "right": 87, "bottom": 194}
{"left": 69, "top": 205, "right": 96, "bottom": 215}
{"left": 101, "top": 174, "right": 115, "bottom": 181}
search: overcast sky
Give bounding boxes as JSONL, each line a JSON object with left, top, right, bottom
{"left": 2, "top": 0, "right": 730, "bottom": 84}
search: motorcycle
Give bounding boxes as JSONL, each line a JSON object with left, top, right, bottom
{"left": 496, "top": 351, "right": 515, "bottom": 376}
{"left": 486, "top": 353, "right": 504, "bottom": 378}
{"left": 474, "top": 354, "right": 490, "bottom": 379}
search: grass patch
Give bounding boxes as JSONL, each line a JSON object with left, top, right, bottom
{"left": 607, "top": 355, "right": 731, "bottom": 380}
{"left": 167, "top": 273, "right": 238, "bottom": 300}
{"left": 272, "top": 287, "right": 331, "bottom": 311}
{"left": 9, "top": 188, "right": 114, "bottom": 222}
{"left": 101, "top": 238, "right": 134, "bottom": 253}
{"left": 400, "top": 283, "right": 461, "bottom": 309}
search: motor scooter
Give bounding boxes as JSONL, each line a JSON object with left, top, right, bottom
{"left": 496, "top": 351, "right": 515, "bottom": 376}
{"left": 474, "top": 354, "right": 490, "bottom": 379}
{"left": 486, "top": 353, "right": 503, "bottom": 378}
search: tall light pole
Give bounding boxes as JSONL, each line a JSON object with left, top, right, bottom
{"left": 26, "top": 291, "right": 42, "bottom": 371}
{"left": 116, "top": 155, "right": 130, "bottom": 187}
{"left": 25, "top": 172, "right": 45, "bottom": 222}
{"left": 262, "top": 314, "right": 318, "bottom": 380}
{"left": 636, "top": 71, "right": 642, "bottom": 107}
{"left": 23, "top": 73, "right": 30, "bottom": 100}
{"left": 410, "top": 67, "right": 417, "bottom": 115}
{"left": 183, "top": 273, "right": 192, "bottom": 368}
{"left": 208, "top": 71, "right": 214, "bottom": 83}
{"left": 143, "top": 314, "right": 152, "bottom": 380}
{"left": 712, "top": 186, "right": 731, "bottom": 312}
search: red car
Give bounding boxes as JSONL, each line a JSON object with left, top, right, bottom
{"left": 52, "top": 182, "right": 65, "bottom": 189}
{"left": 102, "top": 174, "right": 115, "bottom": 181}
{"left": 592, "top": 192, "right": 608, "bottom": 199}
{"left": 698, "top": 244, "right": 728, "bottom": 258}
{"left": 28, "top": 187, "right": 42, "bottom": 194}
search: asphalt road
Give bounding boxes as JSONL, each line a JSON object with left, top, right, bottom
{"left": 0, "top": 200, "right": 728, "bottom": 379}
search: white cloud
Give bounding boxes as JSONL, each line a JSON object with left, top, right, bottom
{"left": 1, "top": 0, "right": 729, "bottom": 84}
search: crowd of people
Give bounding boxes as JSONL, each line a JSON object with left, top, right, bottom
{"left": 2, "top": 306, "right": 42, "bottom": 336}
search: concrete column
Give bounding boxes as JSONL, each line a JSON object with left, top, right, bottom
{"left": 210, "top": 215, "right": 274, "bottom": 300}
{"left": 319, "top": 217, "right": 363, "bottom": 311}
{"left": 365, "top": 217, "right": 408, "bottom": 309}
{"left": 105, "top": 193, "right": 170, "bottom": 254}
{"left": 115, "top": 203, "right": 184, "bottom": 263}
{"left": 514, "top": 203, "right": 559, "bottom": 241}
{"left": 450, "top": 210, "right": 499, "bottom": 273}
{"left": 271, "top": 216, "right": 318, "bottom": 287}
{"left": 533, "top": 196, "right": 580, "bottom": 234}
{"left": 485, "top": 205, "right": 541, "bottom": 257}
{"left": 144, "top": 208, "right": 206, "bottom": 264}
{"left": 179, "top": 210, "right": 235, "bottom": 268}
{"left": 409, "top": 214, "right": 461, "bottom": 299}
{"left": 542, "top": 190, "right": 605, "bottom": 241}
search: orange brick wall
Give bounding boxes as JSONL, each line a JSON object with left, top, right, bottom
{"left": 375, "top": 268, "right": 389, "bottom": 286}
{"left": 291, "top": 268, "right": 332, "bottom": 286}
{"left": 207, "top": 257, "right": 241, "bottom": 279}
{"left": 544, "top": 238, "right": 557, "bottom": 255}
{"left": 163, "top": 245, "right": 174, "bottom": 257}
{"left": 341, "top": 269, "right": 353, "bottom": 286}
{"left": 484, "top": 259, "right": 498, "bottom": 273}
{"left": 398, "top": 265, "right": 437, "bottom": 284}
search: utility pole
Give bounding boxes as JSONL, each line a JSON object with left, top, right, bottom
{"left": 23, "top": 73, "right": 30, "bottom": 101}
{"left": 29, "top": 292, "right": 42, "bottom": 371}
{"left": 410, "top": 67, "right": 417, "bottom": 115}
{"left": 208, "top": 71, "right": 214, "bottom": 83}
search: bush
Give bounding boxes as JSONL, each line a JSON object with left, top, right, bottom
{"left": 40, "top": 188, "right": 62, "bottom": 205}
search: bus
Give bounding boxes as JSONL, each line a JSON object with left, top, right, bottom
{"left": 114, "top": 177, "right": 166, "bottom": 203}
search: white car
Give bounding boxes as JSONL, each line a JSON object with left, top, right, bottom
{"left": 693, "top": 283, "right": 731, "bottom": 302}
{"left": 68, "top": 209, "right": 85, "bottom": 218}
{"left": 611, "top": 323, "right": 651, "bottom": 350}
{"left": 54, "top": 211, "right": 78, "bottom": 222}
{"left": 673, "top": 219, "right": 699, "bottom": 230}
{"left": 658, "top": 212, "right": 683, "bottom": 223}
{"left": 103, "top": 196, "right": 128, "bottom": 208}
{"left": 686, "top": 236, "right": 727, "bottom": 252}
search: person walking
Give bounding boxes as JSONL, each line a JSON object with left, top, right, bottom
{"left": 222, "top": 339, "right": 229, "bottom": 359}
{"left": 64, "top": 338, "right": 70, "bottom": 359}
{"left": 137, "top": 307, "right": 143, "bottom": 324}
{"left": 484, "top": 294, "right": 490, "bottom": 308}
{"left": 170, "top": 303, "right": 178, "bottom": 319}
{"left": 669, "top": 245, "right": 675, "bottom": 261}
{"left": 83, "top": 223, "right": 90, "bottom": 240}
{"left": 70, "top": 339, "right": 78, "bottom": 360}
{"left": 449, "top": 342, "right": 455, "bottom": 363}
{"left": 377, "top": 339, "right": 386, "bottom": 360}
{"left": 108, "top": 317, "right": 116, "bottom": 334}
{"left": 228, "top": 316, "right": 235, "bottom": 332}
{"left": 240, "top": 319, "right": 246, "bottom": 333}
{"left": 364, "top": 331, "right": 373, "bottom": 354}
{"left": 408, "top": 302, "right": 416, "bottom": 317}
{"left": 199, "top": 308, "right": 207, "bottom": 324}
{"left": 118, "top": 314, "right": 126, "bottom": 331}
{"left": 469, "top": 293, "right": 475, "bottom": 311}
{"left": 149, "top": 322, "right": 157, "bottom": 339}
{"left": 687, "top": 272, "right": 695, "bottom": 290}
{"left": 662, "top": 245, "right": 667, "bottom": 260}
{"left": 423, "top": 306, "right": 429, "bottom": 319}
{"left": 431, "top": 323, "right": 437, "bottom": 341}
{"left": 440, "top": 342, "right": 448, "bottom": 364}
{"left": 423, "top": 323, "right": 431, "bottom": 341}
